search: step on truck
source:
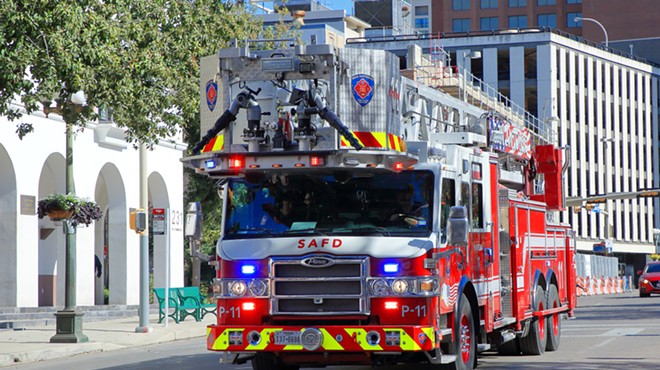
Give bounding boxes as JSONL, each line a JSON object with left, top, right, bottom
{"left": 182, "top": 39, "right": 577, "bottom": 370}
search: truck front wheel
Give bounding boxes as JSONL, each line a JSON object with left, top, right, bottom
{"left": 251, "top": 353, "right": 299, "bottom": 370}
{"left": 447, "top": 293, "right": 476, "bottom": 370}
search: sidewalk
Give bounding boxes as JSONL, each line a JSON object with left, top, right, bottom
{"left": 0, "top": 313, "right": 213, "bottom": 367}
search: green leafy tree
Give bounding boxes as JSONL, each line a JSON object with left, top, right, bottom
{"left": 0, "top": 1, "right": 261, "bottom": 145}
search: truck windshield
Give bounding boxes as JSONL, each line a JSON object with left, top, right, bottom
{"left": 223, "top": 171, "right": 434, "bottom": 239}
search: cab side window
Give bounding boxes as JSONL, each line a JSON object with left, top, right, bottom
{"left": 440, "top": 179, "right": 456, "bottom": 243}
{"left": 471, "top": 183, "right": 483, "bottom": 229}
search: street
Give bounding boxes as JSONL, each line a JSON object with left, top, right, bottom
{"left": 8, "top": 292, "right": 660, "bottom": 370}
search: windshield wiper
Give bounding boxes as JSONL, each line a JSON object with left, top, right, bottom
{"left": 231, "top": 228, "right": 274, "bottom": 235}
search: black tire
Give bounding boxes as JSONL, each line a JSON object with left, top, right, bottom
{"left": 497, "top": 338, "right": 520, "bottom": 356}
{"left": 520, "top": 285, "right": 547, "bottom": 355}
{"left": 447, "top": 293, "right": 477, "bottom": 370}
{"left": 640, "top": 291, "right": 651, "bottom": 298}
{"left": 545, "top": 285, "right": 561, "bottom": 351}
{"left": 251, "top": 353, "right": 299, "bottom": 370}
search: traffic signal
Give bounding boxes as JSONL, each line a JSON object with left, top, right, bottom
{"left": 129, "top": 209, "right": 147, "bottom": 234}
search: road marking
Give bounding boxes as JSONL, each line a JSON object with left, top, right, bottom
{"left": 600, "top": 328, "right": 644, "bottom": 336}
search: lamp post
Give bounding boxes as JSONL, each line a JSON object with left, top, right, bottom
{"left": 43, "top": 91, "right": 89, "bottom": 343}
{"left": 575, "top": 17, "right": 609, "bottom": 48}
{"left": 462, "top": 50, "right": 481, "bottom": 102}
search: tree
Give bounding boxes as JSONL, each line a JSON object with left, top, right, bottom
{"left": 0, "top": 1, "right": 262, "bottom": 145}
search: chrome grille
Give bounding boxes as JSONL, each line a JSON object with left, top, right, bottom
{"left": 270, "top": 257, "right": 368, "bottom": 315}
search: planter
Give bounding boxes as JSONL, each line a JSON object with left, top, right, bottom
{"left": 48, "top": 209, "right": 74, "bottom": 221}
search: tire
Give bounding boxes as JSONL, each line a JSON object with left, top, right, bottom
{"left": 545, "top": 285, "right": 561, "bottom": 352}
{"left": 447, "top": 293, "right": 477, "bottom": 370}
{"left": 640, "top": 291, "right": 651, "bottom": 298}
{"left": 519, "top": 285, "right": 547, "bottom": 355}
{"left": 251, "top": 353, "right": 299, "bottom": 370}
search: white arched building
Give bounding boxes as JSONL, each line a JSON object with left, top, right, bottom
{"left": 0, "top": 105, "right": 186, "bottom": 308}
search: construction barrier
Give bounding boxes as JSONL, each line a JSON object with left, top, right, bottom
{"left": 575, "top": 275, "right": 633, "bottom": 296}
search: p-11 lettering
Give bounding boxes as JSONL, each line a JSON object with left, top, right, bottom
{"left": 402, "top": 304, "right": 426, "bottom": 317}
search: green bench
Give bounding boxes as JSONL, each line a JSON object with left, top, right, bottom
{"left": 153, "top": 287, "right": 216, "bottom": 323}
{"left": 177, "top": 286, "right": 217, "bottom": 321}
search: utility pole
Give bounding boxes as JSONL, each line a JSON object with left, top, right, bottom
{"left": 136, "top": 143, "right": 152, "bottom": 333}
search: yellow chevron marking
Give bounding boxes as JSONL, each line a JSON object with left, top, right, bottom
{"left": 245, "top": 328, "right": 283, "bottom": 350}
{"left": 212, "top": 328, "right": 242, "bottom": 350}
{"left": 372, "top": 132, "right": 387, "bottom": 148}
{"left": 345, "top": 328, "right": 383, "bottom": 351}
{"left": 385, "top": 328, "right": 421, "bottom": 351}
{"left": 212, "top": 135, "right": 224, "bottom": 151}
{"left": 340, "top": 134, "right": 365, "bottom": 148}
{"left": 422, "top": 327, "right": 436, "bottom": 347}
{"left": 320, "top": 329, "right": 343, "bottom": 350}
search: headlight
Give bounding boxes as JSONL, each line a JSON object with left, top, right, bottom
{"left": 371, "top": 279, "right": 390, "bottom": 295}
{"left": 392, "top": 279, "right": 409, "bottom": 294}
{"left": 641, "top": 279, "right": 649, "bottom": 285}
{"left": 229, "top": 280, "right": 247, "bottom": 296}
{"left": 249, "top": 280, "right": 268, "bottom": 296}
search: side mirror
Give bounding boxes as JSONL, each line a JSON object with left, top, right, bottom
{"left": 447, "top": 206, "right": 469, "bottom": 246}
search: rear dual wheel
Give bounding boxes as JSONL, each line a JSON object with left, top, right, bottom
{"left": 520, "top": 285, "right": 547, "bottom": 355}
{"left": 545, "top": 284, "right": 561, "bottom": 351}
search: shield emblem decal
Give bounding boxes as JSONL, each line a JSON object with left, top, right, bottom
{"left": 206, "top": 80, "right": 218, "bottom": 112}
{"left": 352, "top": 74, "right": 374, "bottom": 107}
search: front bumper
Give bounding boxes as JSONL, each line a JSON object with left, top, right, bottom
{"left": 207, "top": 325, "right": 438, "bottom": 353}
{"left": 639, "top": 280, "right": 660, "bottom": 294}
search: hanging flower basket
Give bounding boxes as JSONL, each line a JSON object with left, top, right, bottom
{"left": 37, "top": 193, "right": 102, "bottom": 226}
{"left": 47, "top": 209, "right": 74, "bottom": 221}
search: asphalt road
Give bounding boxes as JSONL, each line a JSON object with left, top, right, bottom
{"left": 9, "top": 292, "right": 660, "bottom": 370}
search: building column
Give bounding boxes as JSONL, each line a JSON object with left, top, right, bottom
{"left": 509, "top": 46, "right": 525, "bottom": 115}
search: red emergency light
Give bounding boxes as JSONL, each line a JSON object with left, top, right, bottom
{"left": 393, "top": 162, "right": 404, "bottom": 172}
{"left": 384, "top": 301, "right": 399, "bottom": 310}
{"left": 229, "top": 157, "right": 245, "bottom": 169}
{"left": 310, "top": 156, "right": 325, "bottom": 166}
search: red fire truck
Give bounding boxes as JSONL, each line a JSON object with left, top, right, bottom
{"left": 183, "top": 40, "right": 576, "bottom": 370}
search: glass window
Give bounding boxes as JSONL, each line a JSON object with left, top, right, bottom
{"left": 481, "top": 0, "right": 498, "bottom": 9}
{"left": 453, "top": 18, "right": 471, "bottom": 32}
{"left": 567, "top": 12, "right": 582, "bottom": 27}
{"left": 567, "top": 0, "right": 582, "bottom": 3}
{"left": 452, "top": 0, "right": 471, "bottom": 11}
{"left": 480, "top": 17, "right": 499, "bottom": 30}
{"left": 509, "top": 0, "right": 527, "bottom": 7}
{"left": 415, "top": 17, "right": 430, "bottom": 29}
{"left": 471, "top": 183, "right": 484, "bottom": 229}
{"left": 440, "top": 178, "right": 456, "bottom": 243}
{"left": 537, "top": 0, "right": 556, "bottom": 5}
{"left": 223, "top": 171, "right": 435, "bottom": 239}
{"left": 538, "top": 13, "right": 557, "bottom": 27}
{"left": 509, "top": 15, "right": 527, "bottom": 28}
{"left": 415, "top": 6, "right": 429, "bottom": 16}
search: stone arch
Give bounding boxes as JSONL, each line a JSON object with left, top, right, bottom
{"left": 37, "top": 153, "right": 66, "bottom": 306}
{"left": 0, "top": 144, "right": 17, "bottom": 306}
{"left": 94, "top": 163, "right": 127, "bottom": 305}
